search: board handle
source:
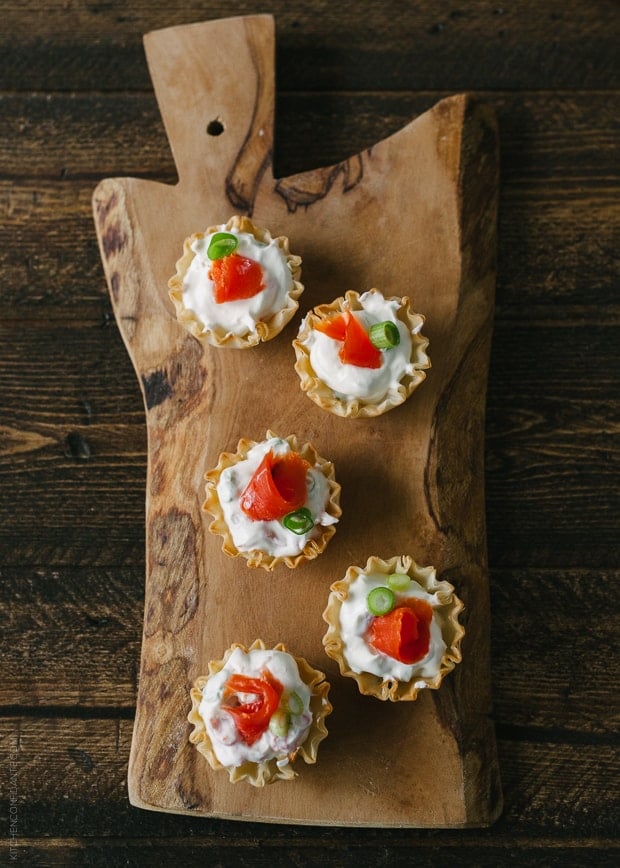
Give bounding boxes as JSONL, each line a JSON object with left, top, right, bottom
{"left": 144, "top": 15, "right": 275, "bottom": 212}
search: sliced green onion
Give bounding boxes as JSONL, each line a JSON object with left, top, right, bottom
{"left": 369, "top": 320, "right": 400, "bottom": 349}
{"left": 282, "top": 507, "right": 314, "bottom": 535}
{"left": 207, "top": 232, "right": 238, "bottom": 260}
{"left": 366, "top": 586, "right": 396, "bottom": 616}
{"left": 286, "top": 691, "right": 304, "bottom": 716}
{"left": 268, "top": 709, "right": 290, "bottom": 737}
{"left": 387, "top": 573, "right": 412, "bottom": 592}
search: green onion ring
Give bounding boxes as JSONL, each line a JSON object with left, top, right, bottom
{"left": 366, "top": 586, "right": 396, "bottom": 616}
{"left": 268, "top": 709, "right": 290, "bottom": 737}
{"left": 282, "top": 507, "right": 314, "bottom": 535}
{"left": 286, "top": 691, "right": 304, "bottom": 715}
{"left": 387, "top": 573, "right": 412, "bottom": 592}
{"left": 369, "top": 320, "right": 400, "bottom": 349}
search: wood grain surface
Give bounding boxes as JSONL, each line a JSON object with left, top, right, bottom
{"left": 1, "top": 0, "right": 618, "bottom": 862}
{"left": 92, "top": 15, "right": 500, "bottom": 826}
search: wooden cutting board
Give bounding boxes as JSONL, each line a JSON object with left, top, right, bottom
{"left": 93, "top": 14, "right": 502, "bottom": 827}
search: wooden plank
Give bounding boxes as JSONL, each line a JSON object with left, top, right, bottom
{"left": 1, "top": 567, "right": 618, "bottom": 739}
{"left": 2, "top": 319, "right": 617, "bottom": 417}
{"left": 0, "top": 528, "right": 146, "bottom": 570}
{"left": 2, "top": 177, "right": 618, "bottom": 316}
{"left": 2, "top": 90, "right": 618, "bottom": 183}
{"left": 1, "top": 88, "right": 618, "bottom": 315}
{"left": 1, "top": 1, "right": 618, "bottom": 91}
{"left": 1, "top": 319, "right": 617, "bottom": 569}
{"left": 0, "top": 568, "right": 142, "bottom": 708}
{"left": 0, "top": 0, "right": 617, "bottom": 858}
{"left": 490, "top": 570, "right": 620, "bottom": 734}
{"left": 0, "top": 717, "right": 617, "bottom": 836}
{"left": 91, "top": 16, "right": 501, "bottom": 826}
{"left": 1, "top": 841, "right": 618, "bottom": 868}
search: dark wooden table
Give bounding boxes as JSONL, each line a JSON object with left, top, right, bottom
{"left": 1, "top": 1, "right": 618, "bottom": 864}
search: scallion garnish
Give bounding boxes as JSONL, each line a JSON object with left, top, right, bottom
{"left": 268, "top": 709, "right": 290, "bottom": 737}
{"left": 387, "top": 573, "right": 412, "bottom": 592}
{"left": 207, "top": 232, "right": 238, "bottom": 260}
{"left": 282, "top": 507, "right": 314, "bottom": 535}
{"left": 366, "top": 586, "right": 396, "bottom": 616}
{"left": 369, "top": 320, "right": 400, "bottom": 349}
{"left": 286, "top": 691, "right": 304, "bottom": 715}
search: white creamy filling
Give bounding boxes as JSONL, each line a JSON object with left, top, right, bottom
{"left": 338, "top": 573, "right": 447, "bottom": 682}
{"left": 198, "top": 647, "right": 313, "bottom": 768}
{"left": 301, "top": 292, "right": 417, "bottom": 401}
{"left": 181, "top": 229, "right": 294, "bottom": 336}
{"left": 216, "top": 437, "right": 337, "bottom": 557}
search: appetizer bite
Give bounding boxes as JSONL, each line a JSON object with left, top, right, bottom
{"left": 293, "top": 289, "right": 430, "bottom": 417}
{"left": 188, "top": 639, "right": 332, "bottom": 786}
{"left": 169, "top": 215, "right": 303, "bottom": 348}
{"left": 203, "top": 431, "right": 341, "bottom": 570}
{"left": 322, "top": 555, "right": 464, "bottom": 701}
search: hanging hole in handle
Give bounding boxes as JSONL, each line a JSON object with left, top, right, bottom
{"left": 206, "top": 118, "right": 225, "bottom": 136}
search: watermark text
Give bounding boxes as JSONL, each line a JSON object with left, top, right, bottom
{"left": 8, "top": 733, "right": 19, "bottom": 861}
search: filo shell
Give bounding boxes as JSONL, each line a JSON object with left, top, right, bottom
{"left": 188, "top": 639, "right": 332, "bottom": 786}
{"left": 293, "top": 289, "right": 430, "bottom": 417}
{"left": 203, "top": 430, "right": 341, "bottom": 571}
{"left": 169, "top": 215, "right": 303, "bottom": 348}
{"left": 322, "top": 554, "right": 464, "bottom": 701}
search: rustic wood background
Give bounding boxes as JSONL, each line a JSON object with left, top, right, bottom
{"left": 1, "top": 0, "right": 618, "bottom": 864}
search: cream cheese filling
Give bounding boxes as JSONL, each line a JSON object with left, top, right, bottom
{"left": 198, "top": 647, "right": 313, "bottom": 768}
{"left": 181, "top": 228, "right": 294, "bottom": 337}
{"left": 216, "top": 437, "right": 337, "bottom": 557}
{"left": 301, "top": 292, "right": 418, "bottom": 402}
{"left": 338, "top": 571, "right": 447, "bottom": 683}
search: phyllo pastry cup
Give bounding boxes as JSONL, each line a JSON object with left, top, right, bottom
{"left": 293, "top": 289, "right": 430, "bottom": 418}
{"left": 188, "top": 639, "right": 332, "bottom": 786}
{"left": 169, "top": 215, "right": 303, "bottom": 348}
{"left": 203, "top": 430, "right": 341, "bottom": 571}
{"left": 322, "top": 555, "right": 464, "bottom": 701}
